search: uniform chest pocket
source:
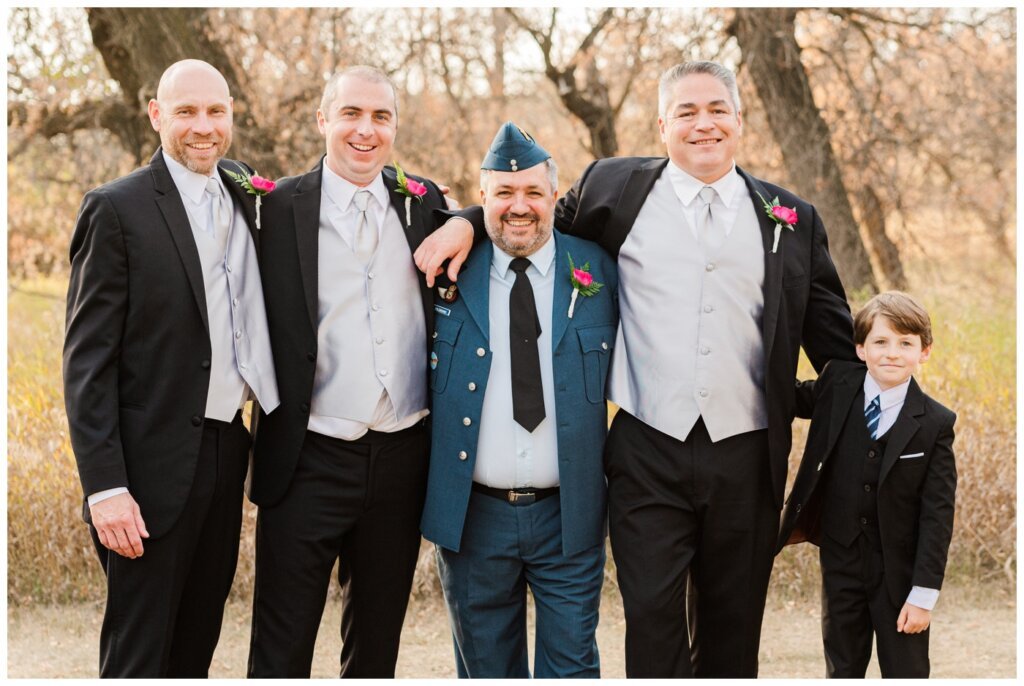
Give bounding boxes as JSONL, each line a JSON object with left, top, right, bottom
{"left": 430, "top": 316, "right": 464, "bottom": 394}
{"left": 576, "top": 324, "right": 616, "bottom": 404}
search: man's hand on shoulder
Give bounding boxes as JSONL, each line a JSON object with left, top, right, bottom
{"left": 414, "top": 217, "right": 474, "bottom": 288}
{"left": 90, "top": 492, "right": 149, "bottom": 558}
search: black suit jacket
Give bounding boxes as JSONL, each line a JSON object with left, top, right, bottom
{"left": 249, "top": 159, "right": 448, "bottom": 506}
{"left": 462, "top": 156, "right": 857, "bottom": 507}
{"left": 63, "top": 149, "right": 262, "bottom": 538}
{"left": 778, "top": 360, "right": 958, "bottom": 606}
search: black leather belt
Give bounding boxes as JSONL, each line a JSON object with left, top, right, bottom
{"left": 472, "top": 482, "right": 559, "bottom": 505}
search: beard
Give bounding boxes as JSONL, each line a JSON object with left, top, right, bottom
{"left": 164, "top": 132, "right": 231, "bottom": 175}
{"left": 484, "top": 212, "right": 553, "bottom": 258}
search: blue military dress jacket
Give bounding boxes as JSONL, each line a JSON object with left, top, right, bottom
{"left": 421, "top": 230, "right": 618, "bottom": 556}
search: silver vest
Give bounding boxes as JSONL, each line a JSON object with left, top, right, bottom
{"left": 608, "top": 173, "right": 767, "bottom": 443}
{"left": 310, "top": 200, "right": 427, "bottom": 432}
{"left": 190, "top": 191, "right": 280, "bottom": 420}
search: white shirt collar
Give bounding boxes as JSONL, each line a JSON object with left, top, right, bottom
{"left": 492, "top": 232, "right": 556, "bottom": 280}
{"left": 321, "top": 161, "right": 389, "bottom": 213}
{"left": 666, "top": 161, "right": 743, "bottom": 209}
{"left": 162, "top": 150, "right": 222, "bottom": 205}
{"left": 863, "top": 372, "right": 911, "bottom": 412}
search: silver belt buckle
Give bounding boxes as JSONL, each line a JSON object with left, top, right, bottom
{"left": 507, "top": 490, "right": 536, "bottom": 505}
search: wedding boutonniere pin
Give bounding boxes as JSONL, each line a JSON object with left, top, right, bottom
{"left": 224, "top": 164, "right": 276, "bottom": 229}
{"left": 567, "top": 253, "right": 603, "bottom": 319}
{"left": 755, "top": 191, "right": 798, "bottom": 254}
{"left": 393, "top": 160, "right": 427, "bottom": 226}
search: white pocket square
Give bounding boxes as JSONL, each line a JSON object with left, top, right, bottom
{"left": 899, "top": 452, "right": 925, "bottom": 460}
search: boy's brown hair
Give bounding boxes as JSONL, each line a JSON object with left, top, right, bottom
{"left": 854, "top": 291, "right": 933, "bottom": 348}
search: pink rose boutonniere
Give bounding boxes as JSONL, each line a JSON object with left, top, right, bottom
{"left": 755, "top": 191, "right": 797, "bottom": 254}
{"left": 567, "top": 253, "right": 604, "bottom": 319}
{"left": 393, "top": 160, "right": 427, "bottom": 226}
{"left": 224, "top": 164, "right": 276, "bottom": 229}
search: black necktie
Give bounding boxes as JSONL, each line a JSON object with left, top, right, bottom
{"left": 509, "top": 257, "right": 545, "bottom": 432}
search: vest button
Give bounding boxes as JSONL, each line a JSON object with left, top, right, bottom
{"left": 467, "top": 382, "right": 477, "bottom": 391}
{"left": 300, "top": 403, "right": 310, "bottom": 413}
{"left": 868, "top": 450, "right": 876, "bottom": 458}
{"left": 864, "top": 484, "right": 872, "bottom": 492}
{"left": 463, "top": 417, "right": 472, "bottom": 426}
{"left": 817, "top": 462, "right": 823, "bottom": 471}
{"left": 860, "top": 517, "right": 869, "bottom": 525}
{"left": 201, "top": 360, "right": 211, "bottom": 369}
{"left": 191, "top": 415, "right": 202, "bottom": 426}
{"left": 306, "top": 352, "right": 315, "bottom": 362}
{"left": 476, "top": 348, "right": 486, "bottom": 357}
{"left": 795, "top": 504, "right": 802, "bottom": 513}
{"left": 458, "top": 451, "right": 468, "bottom": 461}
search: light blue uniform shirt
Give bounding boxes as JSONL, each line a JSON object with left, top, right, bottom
{"left": 473, "top": 235, "right": 560, "bottom": 489}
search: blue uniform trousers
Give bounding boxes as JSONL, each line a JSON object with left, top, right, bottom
{"left": 436, "top": 491, "right": 604, "bottom": 678}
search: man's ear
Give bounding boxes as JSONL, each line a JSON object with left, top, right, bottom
{"left": 147, "top": 100, "right": 161, "bottom": 132}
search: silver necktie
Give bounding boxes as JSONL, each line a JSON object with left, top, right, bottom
{"left": 697, "top": 185, "right": 722, "bottom": 252}
{"left": 205, "top": 177, "right": 231, "bottom": 250}
{"left": 352, "top": 189, "right": 379, "bottom": 263}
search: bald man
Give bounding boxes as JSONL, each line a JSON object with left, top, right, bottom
{"left": 63, "top": 59, "right": 279, "bottom": 677}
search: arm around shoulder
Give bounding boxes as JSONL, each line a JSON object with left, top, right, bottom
{"left": 801, "top": 205, "right": 857, "bottom": 371}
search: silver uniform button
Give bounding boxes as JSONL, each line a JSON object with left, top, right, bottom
{"left": 468, "top": 382, "right": 477, "bottom": 391}
{"left": 601, "top": 342, "right": 608, "bottom": 350}
{"left": 476, "top": 348, "right": 486, "bottom": 357}
{"left": 458, "top": 451, "right": 468, "bottom": 460}
{"left": 463, "top": 417, "right": 472, "bottom": 426}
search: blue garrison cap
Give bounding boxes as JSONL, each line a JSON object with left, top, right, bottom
{"left": 481, "top": 121, "right": 551, "bottom": 172}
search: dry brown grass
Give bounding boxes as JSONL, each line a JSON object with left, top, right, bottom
{"left": 8, "top": 241, "right": 1016, "bottom": 604}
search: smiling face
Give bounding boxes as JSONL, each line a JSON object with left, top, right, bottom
{"left": 480, "top": 163, "right": 558, "bottom": 258}
{"left": 856, "top": 315, "right": 932, "bottom": 390}
{"left": 658, "top": 72, "right": 741, "bottom": 184}
{"left": 317, "top": 74, "right": 397, "bottom": 187}
{"left": 148, "top": 61, "right": 233, "bottom": 176}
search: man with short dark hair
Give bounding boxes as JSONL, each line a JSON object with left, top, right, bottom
{"left": 246, "top": 65, "right": 453, "bottom": 677}
{"left": 64, "top": 58, "right": 279, "bottom": 677}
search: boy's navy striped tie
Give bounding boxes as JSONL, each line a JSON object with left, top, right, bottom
{"left": 865, "top": 395, "right": 882, "bottom": 439}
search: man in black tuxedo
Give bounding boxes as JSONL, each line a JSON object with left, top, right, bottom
{"left": 417, "top": 60, "right": 858, "bottom": 677}
{"left": 63, "top": 59, "right": 279, "bottom": 677}
{"left": 246, "top": 65, "right": 456, "bottom": 677}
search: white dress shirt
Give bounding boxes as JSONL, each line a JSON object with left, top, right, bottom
{"left": 473, "top": 235, "right": 560, "bottom": 489}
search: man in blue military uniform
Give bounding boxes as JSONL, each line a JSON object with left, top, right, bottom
{"left": 421, "top": 123, "right": 618, "bottom": 678}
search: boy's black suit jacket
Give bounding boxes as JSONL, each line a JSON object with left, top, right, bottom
{"left": 777, "top": 360, "right": 957, "bottom": 607}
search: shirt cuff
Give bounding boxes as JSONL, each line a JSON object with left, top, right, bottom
{"left": 906, "top": 586, "right": 940, "bottom": 611}
{"left": 87, "top": 487, "right": 129, "bottom": 507}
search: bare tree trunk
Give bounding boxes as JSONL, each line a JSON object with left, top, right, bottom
{"left": 730, "top": 8, "right": 877, "bottom": 293}
{"left": 856, "top": 185, "right": 908, "bottom": 290}
{"left": 505, "top": 8, "right": 620, "bottom": 159}
{"left": 87, "top": 8, "right": 281, "bottom": 176}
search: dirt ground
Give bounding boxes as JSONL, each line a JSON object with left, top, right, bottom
{"left": 8, "top": 582, "right": 1014, "bottom": 678}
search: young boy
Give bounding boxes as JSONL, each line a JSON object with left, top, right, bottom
{"left": 777, "top": 291, "right": 957, "bottom": 678}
